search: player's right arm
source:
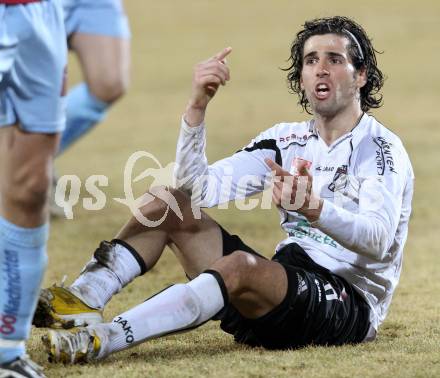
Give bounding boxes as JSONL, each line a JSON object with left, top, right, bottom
{"left": 174, "top": 121, "right": 277, "bottom": 207}
{"left": 174, "top": 48, "right": 277, "bottom": 207}
{"left": 184, "top": 47, "right": 232, "bottom": 127}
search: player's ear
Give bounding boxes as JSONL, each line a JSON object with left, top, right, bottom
{"left": 356, "top": 66, "right": 367, "bottom": 89}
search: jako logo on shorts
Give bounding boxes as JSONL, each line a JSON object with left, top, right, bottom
{"left": 1, "top": 249, "right": 21, "bottom": 335}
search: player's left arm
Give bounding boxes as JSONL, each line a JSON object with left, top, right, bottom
{"left": 312, "top": 136, "right": 412, "bottom": 260}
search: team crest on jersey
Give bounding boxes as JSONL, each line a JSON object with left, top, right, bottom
{"left": 328, "top": 165, "right": 348, "bottom": 192}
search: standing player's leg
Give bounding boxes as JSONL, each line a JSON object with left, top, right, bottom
{"left": 0, "top": 0, "right": 66, "bottom": 374}
{"left": 58, "top": 0, "right": 130, "bottom": 154}
{"left": 0, "top": 128, "right": 59, "bottom": 361}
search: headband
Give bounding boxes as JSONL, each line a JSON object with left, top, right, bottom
{"left": 343, "top": 29, "right": 364, "bottom": 60}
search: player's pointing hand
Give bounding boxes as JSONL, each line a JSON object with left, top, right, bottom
{"left": 265, "top": 158, "right": 322, "bottom": 222}
{"left": 265, "top": 159, "right": 292, "bottom": 182}
{"left": 185, "top": 47, "right": 232, "bottom": 126}
{"left": 191, "top": 47, "right": 232, "bottom": 107}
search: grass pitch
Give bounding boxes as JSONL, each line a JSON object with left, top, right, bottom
{"left": 29, "top": 0, "right": 440, "bottom": 377}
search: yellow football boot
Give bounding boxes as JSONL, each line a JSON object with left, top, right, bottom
{"left": 33, "top": 286, "right": 103, "bottom": 329}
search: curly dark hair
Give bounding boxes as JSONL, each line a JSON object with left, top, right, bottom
{"left": 284, "top": 16, "right": 384, "bottom": 114}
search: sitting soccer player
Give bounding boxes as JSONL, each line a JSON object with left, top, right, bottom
{"left": 35, "top": 16, "right": 414, "bottom": 363}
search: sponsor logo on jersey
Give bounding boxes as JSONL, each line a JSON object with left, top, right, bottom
{"left": 288, "top": 219, "right": 338, "bottom": 248}
{"left": 279, "top": 133, "right": 309, "bottom": 143}
{"left": 1, "top": 249, "right": 20, "bottom": 336}
{"left": 328, "top": 165, "right": 348, "bottom": 192}
{"left": 374, "top": 137, "right": 397, "bottom": 175}
{"left": 113, "top": 316, "right": 135, "bottom": 344}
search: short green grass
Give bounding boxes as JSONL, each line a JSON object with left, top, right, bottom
{"left": 29, "top": 0, "right": 440, "bottom": 376}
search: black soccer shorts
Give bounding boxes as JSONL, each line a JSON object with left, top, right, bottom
{"left": 216, "top": 225, "right": 371, "bottom": 349}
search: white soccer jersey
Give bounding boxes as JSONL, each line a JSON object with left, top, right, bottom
{"left": 174, "top": 113, "right": 414, "bottom": 330}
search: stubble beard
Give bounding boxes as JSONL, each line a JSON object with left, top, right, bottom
{"left": 310, "top": 95, "right": 342, "bottom": 119}
{"left": 308, "top": 82, "right": 359, "bottom": 119}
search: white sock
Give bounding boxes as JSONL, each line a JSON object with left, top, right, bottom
{"left": 70, "top": 240, "right": 146, "bottom": 309}
{"left": 92, "top": 271, "right": 227, "bottom": 358}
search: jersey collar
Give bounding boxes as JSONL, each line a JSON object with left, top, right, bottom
{"left": 309, "top": 112, "right": 369, "bottom": 152}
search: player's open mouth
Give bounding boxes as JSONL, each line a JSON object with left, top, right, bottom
{"left": 314, "top": 83, "right": 330, "bottom": 100}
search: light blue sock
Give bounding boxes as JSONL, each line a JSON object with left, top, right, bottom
{"left": 0, "top": 217, "right": 48, "bottom": 364}
{"left": 58, "top": 83, "right": 110, "bottom": 155}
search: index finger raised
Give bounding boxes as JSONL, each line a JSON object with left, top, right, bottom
{"left": 265, "top": 158, "right": 291, "bottom": 179}
{"left": 213, "top": 47, "right": 232, "bottom": 62}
